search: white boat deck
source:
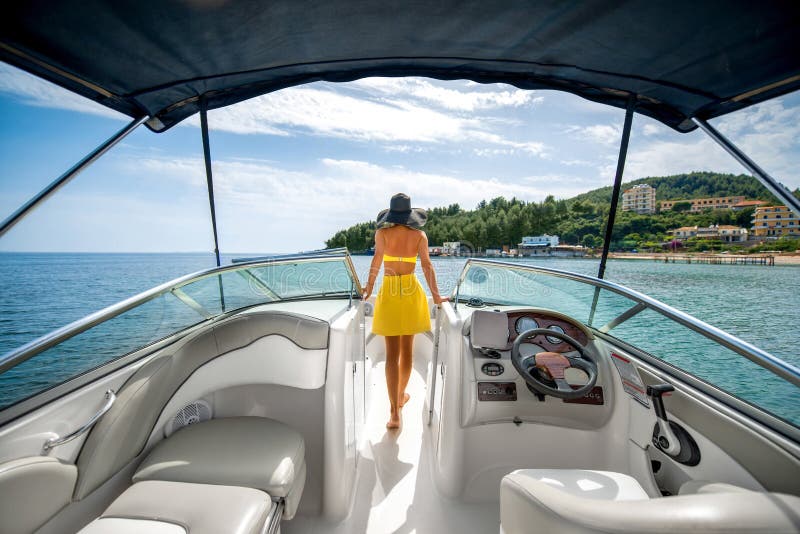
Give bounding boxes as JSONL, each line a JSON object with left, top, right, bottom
{"left": 284, "top": 359, "right": 500, "bottom": 534}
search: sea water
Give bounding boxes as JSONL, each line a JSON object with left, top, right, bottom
{"left": 1, "top": 252, "right": 798, "bottom": 421}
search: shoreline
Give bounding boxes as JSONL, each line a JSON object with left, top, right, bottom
{"left": 606, "top": 252, "right": 800, "bottom": 265}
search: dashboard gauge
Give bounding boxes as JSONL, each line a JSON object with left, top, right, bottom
{"left": 515, "top": 316, "right": 539, "bottom": 334}
{"left": 546, "top": 325, "right": 566, "bottom": 344}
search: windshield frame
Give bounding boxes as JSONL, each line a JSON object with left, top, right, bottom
{"left": 452, "top": 258, "right": 800, "bottom": 389}
{"left": 0, "top": 252, "right": 363, "bottom": 377}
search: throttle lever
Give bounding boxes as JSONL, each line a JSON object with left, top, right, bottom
{"left": 646, "top": 383, "right": 681, "bottom": 456}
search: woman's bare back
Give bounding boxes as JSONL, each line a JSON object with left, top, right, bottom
{"left": 379, "top": 225, "right": 423, "bottom": 276}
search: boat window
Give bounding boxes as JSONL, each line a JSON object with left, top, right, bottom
{"left": 0, "top": 292, "right": 203, "bottom": 411}
{"left": 0, "top": 257, "right": 360, "bottom": 412}
{"left": 605, "top": 308, "right": 800, "bottom": 427}
{"left": 457, "top": 261, "right": 799, "bottom": 427}
{"left": 458, "top": 263, "right": 636, "bottom": 326}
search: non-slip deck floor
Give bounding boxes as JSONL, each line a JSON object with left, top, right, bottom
{"left": 283, "top": 360, "right": 500, "bottom": 534}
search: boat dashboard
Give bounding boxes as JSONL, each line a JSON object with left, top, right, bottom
{"left": 503, "top": 311, "right": 588, "bottom": 353}
{"left": 458, "top": 306, "right": 613, "bottom": 429}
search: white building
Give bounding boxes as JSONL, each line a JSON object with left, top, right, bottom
{"left": 622, "top": 184, "right": 656, "bottom": 214}
{"left": 670, "top": 225, "right": 748, "bottom": 243}
{"left": 442, "top": 241, "right": 463, "bottom": 255}
{"left": 518, "top": 235, "right": 559, "bottom": 256}
{"left": 520, "top": 235, "right": 559, "bottom": 247}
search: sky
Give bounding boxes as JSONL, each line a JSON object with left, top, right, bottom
{"left": 1, "top": 63, "right": 799, "bottom": 253}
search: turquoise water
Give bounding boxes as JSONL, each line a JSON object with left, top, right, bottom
{"left": 1, "top": 253, "right": 798, "bottom": 422}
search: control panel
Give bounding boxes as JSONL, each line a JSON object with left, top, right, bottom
{"left": 478, "top": 381, "right": 517, "bottom": 401}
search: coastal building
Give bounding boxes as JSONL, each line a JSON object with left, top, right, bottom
{"left": 731, "top": 200, "right": 767, "bottom": 211}
{"left": 660, "top": 195, "right": 745, "bottom": 212}
{"left": 751, "top": 206, "right": 799, "bottom": 238}
{"left": 717, "top": 226, "right": 749, "bottom": 243}
{"left": 485, "top": 248, "right": 502, "bottom": 257}
{"left": 621, "top": 184, "right": 656, "bottom": 214}
{"left": 428, "top": 246, "right": 442, "bottom": 256}
{"left": 551, "top": 245, "right": 587, "bottom": 257}
{"left": 443, "top": 241, "right": 472, "bottom": 256}
{"left": 670, "top": 225, "right": 748, "bottom": 242}
{"left": 672, "top": 226, "right": 698, "bottom": 239}
{"left": 518, "top": 235, "right": 559, "bottom": 256}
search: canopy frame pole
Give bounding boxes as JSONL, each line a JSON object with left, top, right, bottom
{"left": 199, "top": 100, "right": 225, "bottom": 311}
{"left": 693, "top": 117, "right": 800, "bottom": 218}
{"left": 597, "top": 95, "right": 636, "bottom": 280}
{"left": 0, "top": 115, "right": 148, "bottom": 239}
{"left": 199, "top": 101, "right": 222, "bottom": 267}
{"left": 590, "top": 96, "right": 635, "bottom": 325}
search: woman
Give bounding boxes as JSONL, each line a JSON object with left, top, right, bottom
{"left": 363, "top": 193, "right": 447, "bottom": 429}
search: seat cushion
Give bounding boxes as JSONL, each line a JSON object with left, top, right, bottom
{"left": 501, "top": 469, "right": 800, "bottom": 534}
{"left": 678, "top": 480, "right": 753, "bottom": 495}
{"left": 134, "top": 416, "right": 304, "bottom": 498}
{"left": 79, "top": 518, "right": 187, "bottom": 534}
{"left": 509, "top": 469, "right": 650, "bottom": 501}
{"left": 78, "top": 480, "right": 271, "bottom": 534}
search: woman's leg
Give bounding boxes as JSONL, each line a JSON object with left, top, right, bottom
{"left": 398, "top": 334, "right": 414, "bottom": 408}
{"left": 384, "top": 335, "right": 401, "bottom": 428}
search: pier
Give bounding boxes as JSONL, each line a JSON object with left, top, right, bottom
{"left": 659, "top": 254, "right": 774, "bottom": 266}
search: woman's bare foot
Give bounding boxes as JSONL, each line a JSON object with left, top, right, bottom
{"left": 399, "top": 392, "right": 410, "bottom": 408}
{"left": 386, "top": 410, "right": 401, "bottom": 429}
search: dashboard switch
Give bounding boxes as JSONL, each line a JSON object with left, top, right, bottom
{"left": 481, "top": 362, "right": 504, "bottom": 376}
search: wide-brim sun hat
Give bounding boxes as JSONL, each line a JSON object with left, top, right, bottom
{"left": 376, "top": 193, "right": 427, "bottom": 228}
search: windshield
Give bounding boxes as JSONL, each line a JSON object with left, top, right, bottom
{"left": 0, "top": 256, "right": 360, "bottom": 411}
{"left": 456, "top": 260, "right": 800, "bottom": 427}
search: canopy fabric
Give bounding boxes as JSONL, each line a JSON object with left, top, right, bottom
{"left": 2, "top": 0, "right": 799, "bottom": 133}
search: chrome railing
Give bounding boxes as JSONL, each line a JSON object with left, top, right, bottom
{"left": 42, "top": 389, "right": 116, "bottom": 452}
{"left": 453, "top": 258, "right": 800, "bottom": 388}
{"left": 0, "top": 252, "right": 363, "bottom": 376}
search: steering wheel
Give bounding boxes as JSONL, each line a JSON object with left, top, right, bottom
{"left": 511, "top": 328, "right": 598, "bottom": 399}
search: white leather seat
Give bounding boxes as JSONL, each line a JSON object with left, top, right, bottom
{"left": 78, "top": 480, "right": 273, "bottom": 534}
{"left": 133, "top": 416, "right": 306, "bottom": 519}
{"left": 501, "top": 469, "right": 800, "bottom": 534}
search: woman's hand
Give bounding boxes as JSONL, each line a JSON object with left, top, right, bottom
{"left": 433, "top": 295, "right": 449, "bottom": 305}
{"left": 362, "top": 288, "right": 372, "bottom": 300}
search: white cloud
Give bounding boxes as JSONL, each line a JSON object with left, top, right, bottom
{"left": 125, "top": 154, "right": 589, "bottom": 251}
{"left": 622, "top": 98, "right": 800, "bottom": 188}
{"left": 565, "top": 123, "right": 621, "bottom": 145}
{"left": 560, "top": 159, "right": 594, "bottom": 167}
{"left": 197, "top": 84, "right": 547, "bottom": 156}
{"left": 0, "top": 63, "right": 127, "bottom": 120}
{"left": 352, "top": 78, "right": 541, "bottom": 111}
{"left": 642, "top": 123, "right": 664, "bottom": 136}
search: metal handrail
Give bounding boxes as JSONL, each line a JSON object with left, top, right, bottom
{"left": 42, "top": 389, "right": 115, "bottom": 452}
{"left": 453, "top": 258, "right": 800, "bottom": 388}
{"left": 0, "top": 253, "right": 362, "bottom": 375}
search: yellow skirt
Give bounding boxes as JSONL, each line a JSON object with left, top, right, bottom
{"left": 372, "top": 274, "right": 431, "bottom": 336}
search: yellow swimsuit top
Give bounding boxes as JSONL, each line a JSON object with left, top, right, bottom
{"left": 383, "top": 254, "right": 417, "bottom": 264}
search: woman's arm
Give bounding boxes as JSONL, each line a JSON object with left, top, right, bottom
{"left": 418, "top": 232, "right": 447, "bottom": 304}
{"left": 363, "top": 228, "right": 385, "bottom": 299}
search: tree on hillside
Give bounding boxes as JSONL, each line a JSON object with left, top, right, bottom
{"left": 671, "top": 201, "right": 692, "bottom": 212}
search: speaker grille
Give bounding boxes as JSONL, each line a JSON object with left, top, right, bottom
{"left": 165, "top": 399, "right": 212, "bottom": 437}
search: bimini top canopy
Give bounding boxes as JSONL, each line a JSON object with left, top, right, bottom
{"left": 2, "top": 1, "right": 799, "bottom": 133}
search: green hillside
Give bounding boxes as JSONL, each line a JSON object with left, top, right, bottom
{"left": 569, "top": 171, "right": 780, "bottom": 206}
{"left": 326, "top": 172, "right": 799, "bottom": 252}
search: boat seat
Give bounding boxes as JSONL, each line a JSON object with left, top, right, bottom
{"left": 77, "top": 480, "right": 274, "bottom": 534}
{"left": 501, "top": 469, "right": 800, "bottom": 533}
{"left": 678, "top": 479, "right": 754, "bottom": 495}
{"left": 133, "top": 416, "right": 306, "bottom": 519}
